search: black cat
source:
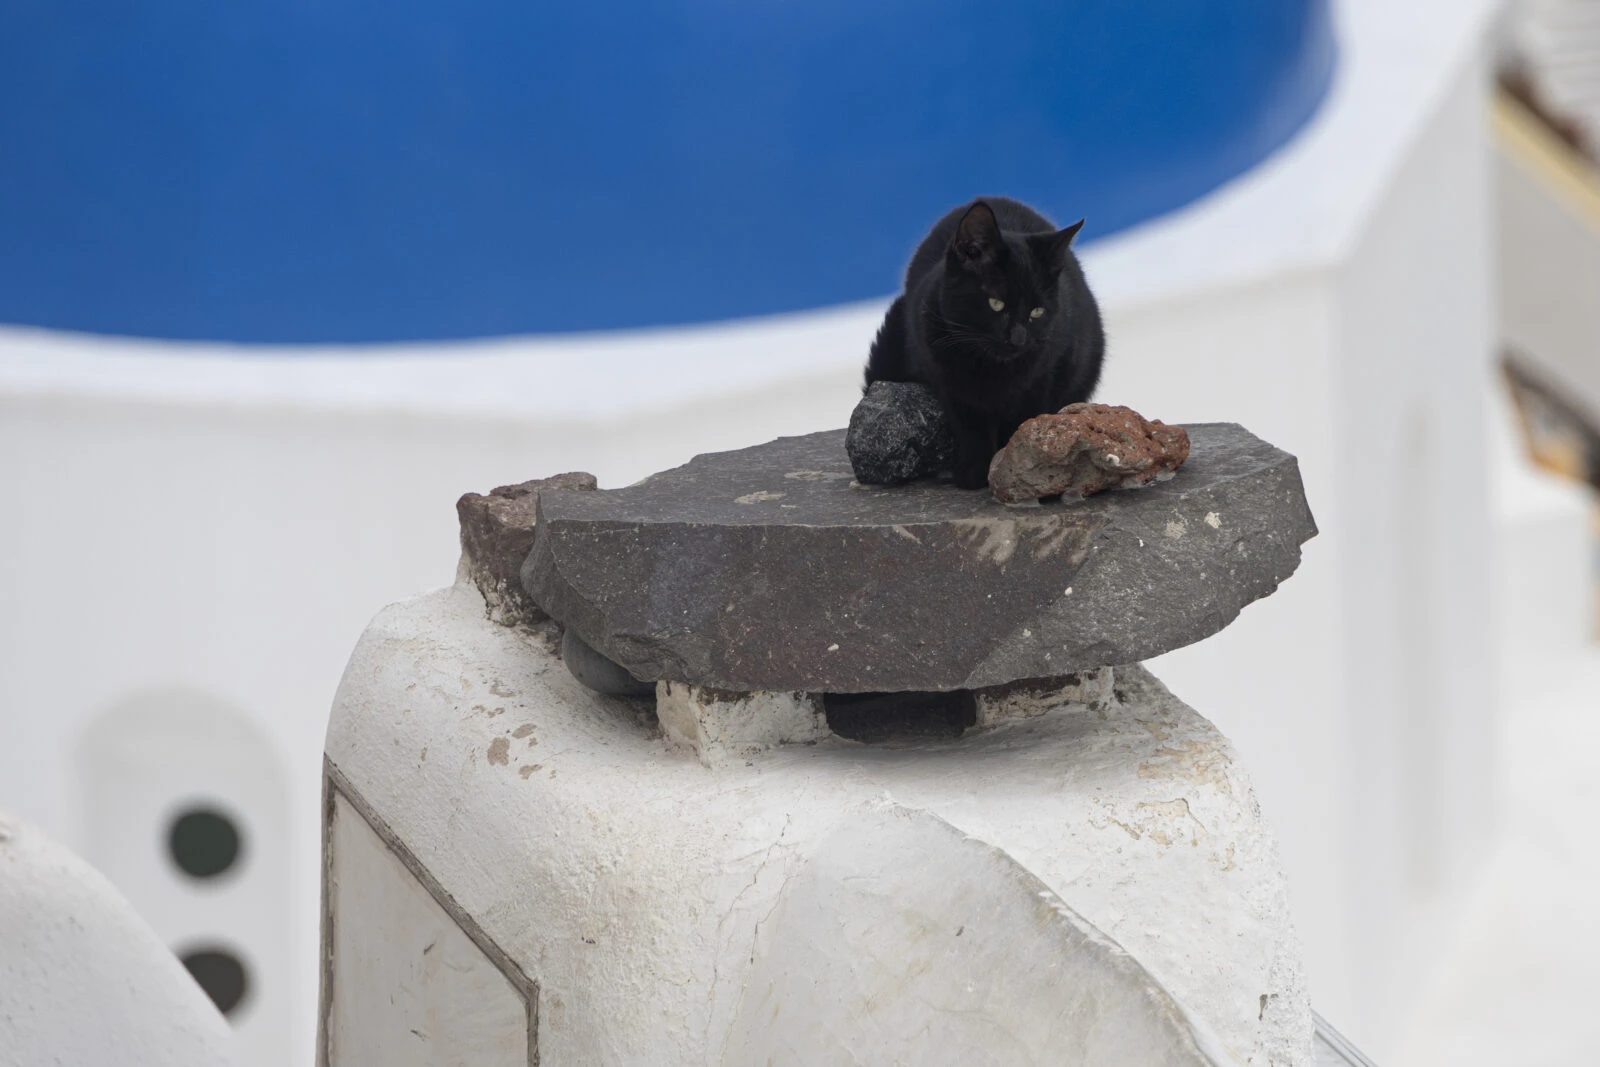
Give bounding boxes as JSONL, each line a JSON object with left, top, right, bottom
{"left": 865, "top": 197, "right": 1105, "bottom": 488}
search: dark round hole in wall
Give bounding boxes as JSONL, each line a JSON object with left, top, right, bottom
{"left": 179, "top": 946, "right": 250, "bottom": 1017}
{"left": 168, "top": 807, "right": 243, "bottom": 880}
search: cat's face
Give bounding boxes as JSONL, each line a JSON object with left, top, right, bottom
{"left": 940, "top": 202, "right": 1083, "bottom": 361}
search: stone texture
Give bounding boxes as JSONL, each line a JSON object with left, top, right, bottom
{"left": 846, "top": 381, "right": 957, "bottom": 484}
{"left": 989, "top": 402, "right": 1191, "bottom": 504}
{"left": 523, "top": 424, "right": 1315, "bottom": 693}
{"left": 456, "top": 472, "right": 596, "bottom": 625}
{"left": 562, "top": 628, "right": 654, "bottom": 699}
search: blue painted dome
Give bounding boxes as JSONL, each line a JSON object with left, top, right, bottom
{"left": 0, "top": 1, "right": 1334, "bottom": 343}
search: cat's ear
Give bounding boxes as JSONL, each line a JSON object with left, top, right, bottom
{"left": 950, "top": 201, "right": 1002, "bottom": 273}
{"left": 1034, "top": 218, "right": 1085, "bottom": 270}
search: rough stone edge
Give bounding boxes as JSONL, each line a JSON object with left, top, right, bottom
{"left": 962, "top": 452, "right": 1318, "bottom": 690}
{"left": 457, "top": 473, "right": 597, "bottom": 629}
{"left": 522, "top": 502, "right": 668, "bottom": 679}
{"left": 319, "top": 757, "right": 540, "bottom": 1067}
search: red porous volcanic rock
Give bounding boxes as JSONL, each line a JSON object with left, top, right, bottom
{"left": 988, "top": 403, "right": 1190, "bottom": 504}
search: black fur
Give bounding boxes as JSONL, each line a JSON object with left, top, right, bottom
{"left": 865, "top": 197, "right": 1105, "bottom": 488}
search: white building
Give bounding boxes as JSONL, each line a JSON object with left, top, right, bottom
{"left": 5, "top": 0, "right": 1596, "bottom": 1061}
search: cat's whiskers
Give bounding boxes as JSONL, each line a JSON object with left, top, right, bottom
{"left": 929, "top": 318, "right": 1005, "bottom": 358}
{"left": 927, "top": 316, "right": 990, "bottom": 345}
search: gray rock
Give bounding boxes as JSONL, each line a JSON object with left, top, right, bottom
{"left": 562, "top": 628, "right": 655, "bottom": 698}
{"left": 846, "top": 381, "right": 957, "bottom": 484}
{"left": 456, "top": 472, "right": 597, "bottom": 626}
{"left": 522, "top": 424, "right": 1316, "bottom": 693}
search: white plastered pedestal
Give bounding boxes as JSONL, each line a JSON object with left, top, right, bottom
{"left": 320, "top": 578, "right": 1312, "bottom": 1065}
{"left": 0, "top": 812, "right": 240, "bottom": 1067}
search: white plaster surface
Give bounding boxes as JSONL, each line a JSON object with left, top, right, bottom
{"left": 0, "top": 810, "right": 239, "bottom": 1067}
{"left": 1381, "top": 381, "right": 1600, "bottom": 1067}
{"left": 655, "top": 682, "right": 827, "bottom": 764}
{"left": 725, "top": 803, "right": 1237, "bottom": 1066}
{"left": 325, "top": 792, "right": 527, "bottom": 1067}
{"left": 324, "top": 579, "right": 1311, "bottom": 1066}
{"left": 1487, "top": 375, "right": 1594, "bottom": 672}
{"left": 1105, "top": 50, "right": 1502, "bottom": 1054}
{"left": 1391, "top": 648, "right": 1600, "bottom": 1067}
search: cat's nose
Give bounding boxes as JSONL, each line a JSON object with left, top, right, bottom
{"left": 1009, "top": 324, "right": 1028, "bottom": 347}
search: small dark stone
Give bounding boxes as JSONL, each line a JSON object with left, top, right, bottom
{"left": 457, "top": 472, "right": 597, "bottom": 626}
{"left": 846, "top": 381, "right": 957, "bottom": 484}
{"left": 562, "top": 628, "right": 656, "bottom": 698}
{"left": 523, "top": 424, "right": 1316, "bottom": 693}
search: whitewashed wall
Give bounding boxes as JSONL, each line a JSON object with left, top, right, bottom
{"left": 0, "top": 0, "right": 1511, "bottom": 1062}
{"left": 0, "top": 350, "right": 864, "bottom": 1065}
{"left": 1101, "top": 60, "right": 1498, "bottom": 1052}
{"left": 0, "top": 811, "right": 240, "bottom": 1066}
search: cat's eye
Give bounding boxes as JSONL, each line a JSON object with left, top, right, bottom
{"left": 988, "top": 297, "right": 1005, "bottom": 312}
{"left": 1029, "top": 307, "right": 1045, "bottom": 319}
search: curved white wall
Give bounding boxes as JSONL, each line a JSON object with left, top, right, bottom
{"left": 0, "top": 811, "right": 240, "bottom": 1067}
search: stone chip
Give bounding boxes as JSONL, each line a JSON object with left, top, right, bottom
{"left": 457, "top": 472, "right": 597, "bottom": 626}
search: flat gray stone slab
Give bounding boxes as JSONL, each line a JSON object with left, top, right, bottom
{"left": 522, "top": 424, "right": 1315, "bottom": 692}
